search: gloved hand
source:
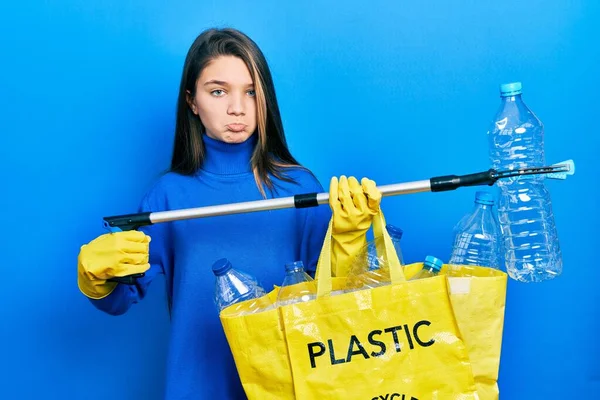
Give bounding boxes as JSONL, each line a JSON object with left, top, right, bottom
{"left": 77, "top": 230, "right": 151, "bottom": 299}
{"left": 329, "top": 176, "right": 382, "bottom": 276}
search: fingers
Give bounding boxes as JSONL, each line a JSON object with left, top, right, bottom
{"left": 91, "top": 262, "right": 150, "bottom": 280}
{"left": 119, "top": 230, "right": 151, "bottom": 243}
{"left": 361, "top": 177, "right": 382, "bottom": 211}
{"left": 337, "top": 176, "right": 355, "bottom": 212}
{"left": 81, "top": 230, "right": 151, "bottom": 279}
{"left": 98, "top": 230, "right": 150, "bottom": 254}
{"left": 348, "top": 176, "right": 368, "bottom": 212}
{"left": 120, "top": 238, "right": 150, "bottom": 254}
{"left": 118, "top": 251, "right": 149, "bottom": 265}
{"left": 114, "top": 262, "right": 151, "bottom": 277}
{"left": 331, "top": 175, "right": 381, "bottom": 213}
{"left": 115, "top": 231, "right": 150, "bottom": 267}
{"left": 329, "top": 176, "right": 341, "bottom": 213}
{"left": 92, "top": 230, "right": 146, "bottom": 241}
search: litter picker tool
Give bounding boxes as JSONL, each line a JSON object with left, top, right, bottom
{"left": 104, "top": 159, "right": 574, "bottom": 284}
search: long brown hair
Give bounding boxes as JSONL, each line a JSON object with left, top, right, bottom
{"left": 171, "top": 28, "right": 301, "bottom": 196}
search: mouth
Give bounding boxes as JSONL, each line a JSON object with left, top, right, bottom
{"left": 225, "top": 123, "right": 247, "bottom": 133}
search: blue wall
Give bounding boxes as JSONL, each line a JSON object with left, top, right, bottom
{"left": 1, "top": 1, "right": 597, "bottom": 398}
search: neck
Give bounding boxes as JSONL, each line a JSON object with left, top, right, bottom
{"left": 200, "top": 134, "right": 257, "bottom": 175}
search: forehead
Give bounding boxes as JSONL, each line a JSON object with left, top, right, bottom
{"left": 199, "top": 55, "right": 253, "bottom": 85}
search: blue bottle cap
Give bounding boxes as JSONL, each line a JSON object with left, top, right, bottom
{"left": 386, "top": 224, "right": 404, "bottom": 240}
{"left": 475, "top": 191, "right": 494, "bottom": 206}
{"left": 285, "top": 261, "right": 305, "bottom": 272}
{"left": 499, "top": 82, "right": 522, "bottom": 97}
{"left": 424, "top": 256, "right": 443, "bottom": 272}
{"left": 212, "top": 258, "right": 233, "bottom": 276}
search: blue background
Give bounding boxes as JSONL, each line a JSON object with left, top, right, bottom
{"left": 1, "top": 1, "right": 597, "bottom": 398}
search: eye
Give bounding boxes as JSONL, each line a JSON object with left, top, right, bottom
{"left": 246, "top": 89, "right": 256, "bottom": 97}
{"left": 211, "top": 89, "right": 225, "bottom": 97}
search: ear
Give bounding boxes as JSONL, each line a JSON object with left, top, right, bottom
{"left": 186, "top": 90, "right": 198, "bottom": 115}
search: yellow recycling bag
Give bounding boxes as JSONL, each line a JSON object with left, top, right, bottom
{"left": 373, "top": 214, "right": 507, "bottom": 400}
{"left": 451, "top": 266, "right": 506, "bottom": 400}
{"left": 440, "top": 265, "right": 506, "bottom": 400}
{"left": 401, "top": 264, "right": 507, "bottom": 400}
{"left": 281, "top": 211, "right": 478, "bottom": 399}
{"left": 219, "top": 276, "right": 347, "bottom": 399}
{"left": 220, "top": 208, "right": 505, "bottom": 399}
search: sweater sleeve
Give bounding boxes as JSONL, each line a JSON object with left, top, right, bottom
{"left": 90, "top": 184, "right": 172, "bottom": 316}
{"left": 297, "top": 176, "right": 332, "bottom": 274}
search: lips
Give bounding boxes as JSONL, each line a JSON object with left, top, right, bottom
{"left": 226, "top": 123, "right": 247, "bottom": 132}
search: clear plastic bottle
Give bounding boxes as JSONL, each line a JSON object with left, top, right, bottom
{"left": 343, "top": 230, "right": 404, "bottom": 292}
{"left": 385, "top": 224, "right": 405, "bottom": 266}
{"left": 276, "top": 261, "right": 317, "bottom": 307}
{"left": 212, "top": 258, "right": 266, "bottom": 313}
{"left": 410, "top": 256, "right": 443, "bottom": 280}
{"left": 449, "top": 191, "right": 502, "bottom": 270}
{"left": 487, "top": 82, "right": 562, "bottom": 282}
{"left": 362, "top": 225, "right": 404, "bottom": 272}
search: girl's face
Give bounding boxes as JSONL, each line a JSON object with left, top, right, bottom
{"left": 188, "top": 55, "right": 258, "bottom": 144}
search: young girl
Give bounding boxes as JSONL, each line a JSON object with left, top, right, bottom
{"left": 77, "top": 28, "right": 380, "bottom": 399}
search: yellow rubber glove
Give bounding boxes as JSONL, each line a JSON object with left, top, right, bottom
{"left": 77, "top": 230, "right": 151, "bottom": 299}
{"left": 329, "top": 176, "right": 382, "bottom": 277}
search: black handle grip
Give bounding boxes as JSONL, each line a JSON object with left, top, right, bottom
{"left": 103, "top": 212, "right": 152, "bottom": 232}
{"left": 294, "top": 193, "right": 319, "bottom": 208}
{"left": 107, "top": 273, "right": 146, "bottom": 285}
{"left": 430, "top": 169, "right": 497, "bottom": 192}
{"left": 102, "top": 212, "right": 153, "bottom": 285}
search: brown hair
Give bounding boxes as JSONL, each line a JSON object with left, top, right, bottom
{"left": 171, "top": 28, "right": 301, "bottom": 196}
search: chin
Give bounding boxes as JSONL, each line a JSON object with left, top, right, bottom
{"left": 223, "top": 132, "right": 253, "bottom": 144}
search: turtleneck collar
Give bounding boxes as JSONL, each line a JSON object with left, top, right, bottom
{"left": 199, "top": 134, "right": 257, "bottom": 175}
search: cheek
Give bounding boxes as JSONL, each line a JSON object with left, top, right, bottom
{"left": 197, "top": 100, "right": 222, "bottom": 125}
{"left": 247, "top": 99, "right": 258, "bottom": 122}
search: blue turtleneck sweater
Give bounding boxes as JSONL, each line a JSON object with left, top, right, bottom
{"left": 92, "top": 134, "right": 331, "bottom": 399}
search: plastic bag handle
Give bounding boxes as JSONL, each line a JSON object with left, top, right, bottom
{"left": 371, "top": 209, "right": 405, "bottom": 284}
{"left": 315, "top": 208, "right": 406, "bottom": 298}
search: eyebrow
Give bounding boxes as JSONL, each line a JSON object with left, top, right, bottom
{"left": 203, "top": 80, "right": 254, "bottom": 87}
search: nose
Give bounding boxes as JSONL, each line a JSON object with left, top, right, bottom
{"left": 227, "top": 92, "right": 245, "bottom": 116}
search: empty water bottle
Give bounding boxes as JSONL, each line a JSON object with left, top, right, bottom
{"left": 449, "top": 191, "right": 502, "bottom": 270}
{"left": 276, "top": 261, "right": 317, "bottom": 307}
{"left": 361, "top": 225, "right": 404, "bottom": 271}
{"left": 386, "top": 224, "right": 405, "bottom": 266}
{"left": 488, "top": 82, "right": 562, "bottom": 282}
{"left": 212, "top": 258, "right": 266, "bottom": 314}
{"left": 410, "top": 256, "right": 443, "bottom": 280}
{"left": 344, "top": 230, "right": 404, "bottom": 291}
